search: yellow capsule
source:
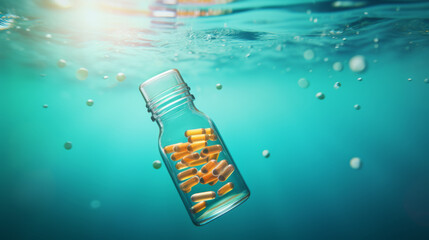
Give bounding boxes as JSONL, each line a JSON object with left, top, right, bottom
{"left": 218, "top": 165, "right": 234, "bottom": 182}
{"left": 191, "top": 191, "right": 216, "bottom": 202}
{"left": 187, "top": 141, "right": 207, "bottom": 152}
{"left": 201, "top": 160, "right": 217, "bottom": 174}
{"left": 176, "top": 161, "right": 188, "bottom": 170}
{"left": 208, "top": 179, "right": 218, "bottom": 186}
{"left": 208, "top": 134, "right": 217, "bottom": 141}
{"left": 200, "top": 172, "right": 218, "bottom": 184}
{"left": 185, "top": 128, "right": 213, "bottom": 137}
{"left": 188, "top": 134, "right": 209, "bottom": 143}
{"left": 191, "top": 201, "right": 206, "bottom": 214}
{"left": 181, "top": 152, "right": 200, "bottom": 165}
{"left": 177, "top": 168, "right": 198, "bottom": 181}
{"left": 200, "top": 145, "right": 222, "bottom": 157}
{"left": 173, "top": 142, "right": 190, "bottom": 152}
{"left": 212, "top": 160, "right": 228, "bottom": 176}
{"left": 180, "top": 176, "right": 199, "bottom": 192}
{"left": 164, "top": 143, "right": 181, "bottom": 154}
{"left": 187, "top": 157, "right": 209, "bottom": 167}
{"left": 208, "top": 152, "right": 219, "bottom": 161}
{"left": 171, "top": 151, "right": 191, "bottom": 161}
{"left": 217, "top": 182, "right": 234, "bottom": 196}
{"left": 182, "top": 187, "right": 191, "bottom": 194}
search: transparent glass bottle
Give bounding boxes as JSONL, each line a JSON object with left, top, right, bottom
{"left": 139, "top": 69, "right": 250, "bottom": 226}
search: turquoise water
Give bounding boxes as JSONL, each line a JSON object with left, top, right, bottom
{"left": 1, "top": 0, "right": 429, "bottom": 239}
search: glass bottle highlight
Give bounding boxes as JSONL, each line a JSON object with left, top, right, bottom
{"left": 139, "top": 69, "right": 250, "bottom": 226}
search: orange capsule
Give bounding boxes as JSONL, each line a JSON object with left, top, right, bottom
{"left": 182, "top": 187, "right": 191, "bottom": 194}
{"left": 208, "top": 179, "right": 218, "bottom": 186}
{"left": 180, "top": 176, "right": 199, "bottom": 192}
{"left": 191, "top": 191, "right": 216, "bottom": 202}
{"left": 185, "top": 128, "right": 213, "bottom": 137}
{"left": 218, "top": 165, "right": 234, "bottom": 182}
{"left": 188, "top": 134, "right": 209, "bottom": 143}
{"left": 217, "top": 182, "right": 234, "bottom": 196}
{"left": 201, "top": 160, "right": 217, "bottom": 174}
{"left": 176, "top": 161, "right": 188, "bottom": 170}
{"left": 187, "top": 141, "right": 207, "bottom": 152}
{"left": 177, "top": 168, "right": 198, "bottom": 181}
{"left": 191, "top": 201, "right": 206, "bottom": 214}
{"left": 212, "top": 160, "right": 228, "bottom": 176}
{"left": 173, "top": 142, "right": 190, "bottom": 152}
{"left": 208, "top": 152, "right": 219, "bottom": 161}
{"left": 164, "top": 143, "right": 181, "bottom": 154}
{"left": 181, "top": 152, "right": 200, "bottom": 165}
{"left": 197, "top": 170, "right": 204, "bottom": 178}
{"left": 200, "top": 172, "right": 218, "bottom": 184}
{"left": 208, "top": 134, "right": 217, "bottom": 141}
{"left": 187, "top": 157, "right": 209, "bottom": 167}
{"left": 200, "top": 145, "right": 222, "bottom": 157}
{"left": 171, "top": 151, "right": 191, "bottom": 161}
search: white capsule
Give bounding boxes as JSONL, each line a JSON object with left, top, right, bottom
{"left": 86, "top": 99, "right": 94, "bottom": 106}
{"left": 298, "top": 78, "right": 309, "bottom": 88}
{"left": 303, "top": 49, "right": 314, "bottom": 60}
{"left": 354, "top": 104, "right": 361, "bottom": 110}
{"left": 116, "top": 72, "right": 126, "bottom": 82}
{"left": 262, "top": 150, "right": 270, "bottom": 158}
{"left": 316, "top": 92, "right": 325, "bottom": 100}
{"left": 332, "top": 62, "right": 343, "bottom": 72}
{"left": 153, "top": 160, "right": 162, "bottom": 169}
{"left": 349, "top": 55, "right": 366, "bottom": 72}
{"left": 57, "top": 59, "right": 67, "bottom": 68}
{"left": 350, "top": 157, "right": 362, "bottom": 169}
{"left": 76, "top": 68, "right": 88, "bottom": 80}
{"left": 334, "top": 82, "right": 341, "bottom": 89}
{"left": 64, "top": 141, "right": 72, "bottom": 150}
{"left": 216, "top": 83, "right": 223, "bottom": 90}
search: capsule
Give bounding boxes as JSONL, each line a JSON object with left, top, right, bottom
{"left": 212, "top": 160, "right": 228, "bottom": 176}
{"left": 218, "top": 165, "right": 235, "bottom": 182}
{"left": 176, "top": 161, "right": 188, "bottom": 170}
{"left": 208, "top": 152, "right": 219, "bottom": 161}
{"left": 182, "top": 187, "right": 191, "bottom": 193}
{"left": 191, "top": 201, "right": 206, "bottom": 214}
{"left": 181, "top": 152, "right": 200, "bottom": 165}
{"left": 187, "top": 141, "right": 207, "bottom": 152}
{"left": 185, "top": 128, "right": 213, "bottom": 137}
{"left": 201, "top": 160, "right": 217, "bottom": 174}
{"left": 217, "top": 182, "right": 234, "bottom": 196}
{"left": 188, "top": 134, "right": 217, "bottom": 143}
{"left": 200, "top": 145, "right": 223, "bottom": 157}
{"left": 197, "top": 170, "right": 204, "bottom": 178}
{"left": 208, "top": 179, "right": 218, "bottom": 186}
{"left": 200, "top": 172, "right": 218, "bottom": 184}
{"left": 180, "top": 176, "right": 199, "bottom": 192}
{"left": 173, "top": 142, "right": 190, "bottom": 152}
{"left": 191, "top": 191, "right": 216, "bottom": 202}
{"left": 164, "top": 143, "right": 181, "bottom": 154}
{"left": 187, "top": 157, "right": 209, "bottom": 167}
{"left": 177, "top": 168, "right": 198, "bottom": 181}
{"left": 171, "top": 151, "right": 191, "bottom": 161}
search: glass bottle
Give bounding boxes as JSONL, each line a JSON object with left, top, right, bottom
{"left": 139, "top": 69, "right": 250, "bottom": 226}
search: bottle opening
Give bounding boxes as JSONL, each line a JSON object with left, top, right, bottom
{"left": 140, "top": 69, "right": 194, "bottom": 121}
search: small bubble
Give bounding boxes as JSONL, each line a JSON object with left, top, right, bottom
{"left": 354, "top": 104, "right": 361, "bottom": 110}
{"left": 43, "top": 104, "right": 48, "bottom": 108}
{"left": 216, "top": 83, "right": 223, "bottom": 90}
{"left": 316, "top": 92, "right": 325, "bottom": 100}
{"left": 245, "top": 53, "right": 251, "bottom": 58}
{"left": 373, "top": 38, "right": 379, "bottom": 43}
{"left": 357, "top": 77, "right": 363, "bottom": 81}
{"left": 323, "top": 57, "right": 329, "bottom": 62}
{"left": 333, "top": 62, "right": 343, "bottom": 72}
{"left": 350, "top": 157, "right": 362, "bottom": 169}
{"left": 45, "top": 33, "right": 52, "bottom": 39}
{"left": 76, "top": 68, "right": 88, "bottom": 81}
{"left": 298, "top": 78, "right": 309, "bottom": 88}
{"left": 349, "top": 55, "right": 366, "bottom": 72}
{"left": 424, "top": 78, "right": 429, "bottom": 83}
{"left": 364, "top": 11, "right": 368, "bottom": 15}
{"left": 303, "top": 49, "right": 315, "bottom": 60}
{"left": 90, "top": 200, "right": 101, "bottom": 209}
{"left": 116, "top": 73, "right": 126, "bottom": 82}
{"left": 153, "top": 160, "right": 162, "bottom": 169}
{"left": 64, "top": 141, "right": 72, "bottom": 150}
{"left": 334, "top": 82, "right": 341, "bottom": 89}
{"left": 86, "top": 99, "right": 94, "bottom": 106}
{"left": 408, "top": 78, "right": 412, "bottom": 81}
{"left": 262, "top": 150, "right": 270, "bottom": 158}
{"left": 25, "top": 28, "right": 30, "bottom": 32}
{"left": 57, "top": 59, "right": 67, "bottom": 68}
{"left": 103, "top": 76, "right": 108, "bottom": 79}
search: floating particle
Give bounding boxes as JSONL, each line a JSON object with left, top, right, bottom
{"left": 303, "top": 49, "right": 315, "bottom": 60}
{"left": 323, "top": 57, "right": 329, "bottom": 62}
{"left": 103, "top": 76, "right": 108, "bottom": 79}
{"left": 57, "top": 59, "right": 67, "bottom": 68}
{"left": 90, "top": 200, "right": 101, "bottom": 209}
{"left": 357, "top": 77, "right": 362, "bottom": 81}
{"left": 86, "top": 99, "right": 94, "bottom": 106}
{"left": 262, "top": 150, "right": 270, "bottom": 158}
{"left": 43, "top": 104, "right": 48, "bottom": 108}
{"left": 116, "top": 72, "right": 126, "bottom": 82}
{"left": 64, "top": 141, "right": 72, "bottom": 150}
{"left": 408, "top": 78, "right": 412, "bottom": 81}
{"left": 245, "top": 53, "right": 251, "bottom": 58}
{"left": 349, "top": 55, "right": 366, "bottom": 72}
{"left": 424, "top": 78, "right": 429, "bottom": 83}
{"left": 76, "top": 68, "right": 88, "bottom": 80}
{"left": 334, "top": 82, "right": 341, "bottom": 89}
{"left": 153, "top": 160, "right": 162, "bottom": 169}
{"left": 298, "top": 78, "right": 309, "bottom": 88}
{"left": 40, "top": 74, "right": 46, "bottom": 77}
{"left": 316, "top": 92, "right": 325, "bottom": 100}
{"left": 25, "top": 28, "right": 30, "bottom": 32}
{"left": 373, "top": 38, "right": 379, "bottom": 43}
{"left": 45, "top": 33, "right": 52, "bottom": 39}
{"left": 216, "top": 83, "right": 222, "bottom": 90}
{"left": 350, "top": 157, "right": 362, "bottom": 169}
{"left": 333, "top": 62, "right": 343, "bottom": 72}
{"left": 354, "top": 104, "right": 361, "bottom": 110}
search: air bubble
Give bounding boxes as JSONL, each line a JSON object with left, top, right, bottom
{"left": 116, "top": 73, "right": 126, "bottom": 82}
{"left": 354, "top": 104, "right": 361, "bottom": 110}
{"left": 350, "top": 157, "right": 362, "bottom": 169}
{"left": 216, "top": 83, "right": 222, "bottom": 90}
{"left": 64, "top": 141, "right": 72, "bottom": 150}
{"left": 334, "top": 82, "right": 341, "bottom": 89}
{"left": 333, "top": 62, "right": 343, "bottom": 72}
{"left": 57, "top": 59, "right": 67, "bottom": 68}
{"left": 153, "top": 160, "right": 162, "bottom": 169}
{"left": 76, "top": 68, "right": 88, "bottom": 80}
{"left": 43, "top": 104, "right": 48, "bottom": 108}
{"left": 349, "top": 55, "right": 366, "bottom": 72}
{"left": 303, "top": 49, "right": 315, "bottom": 60}
{"left": 262, "top": 150, "right": 270, "bottom": 158}
{"left": 316, "top": 92, "right": 325, "bottom": 100}
{"left": 298, "top": 78, "right": 309, "bottom": 88}
{"left": 86, "top": 99, "right": 94, "bottom": 106}
{"left": 357, "top": 77, "right": 362, "bottom": 81}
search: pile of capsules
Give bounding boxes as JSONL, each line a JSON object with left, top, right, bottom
{"left": 164, "top": 128, "right": 235, "bottom": 214}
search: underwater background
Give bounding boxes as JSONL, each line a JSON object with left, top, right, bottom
{"left": 1, "top": 0, "right": 429, "bottom": 239}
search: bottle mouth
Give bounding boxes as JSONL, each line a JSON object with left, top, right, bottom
{"left": 140, "top": 69, "right": 194, "bottom": 121}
